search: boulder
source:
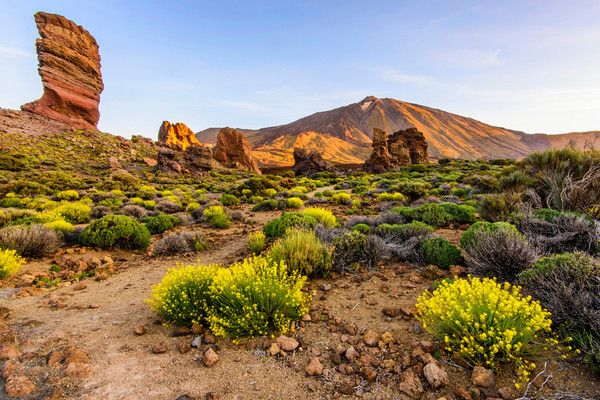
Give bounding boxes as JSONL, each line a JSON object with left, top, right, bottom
{"left": 21, "top": 12, "right": 103, "bottom": 130}
{"left": 213, "top": 127, "right": 261, "bottom": 174}
{"left": 364, "top": 127, "right": 428, "bottom": 172}
{"left": 156, "top": 146, "right": 219, "bottom": 174}
{"left": 291, "top": 148, "right": 336, "bottom": 175}
{"left": 158, "top": 121, "right": 201, "bottom": 151}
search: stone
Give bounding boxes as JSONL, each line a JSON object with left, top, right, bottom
{"left": 364, "top": 127, "right": 428, "bottom": 172}
{"left": 0, "top": 344, "right": 21, "bottom": 360}
{"left": 72, "top": 281, "right": 88, "bottom": 291}
{"left": 151, "top": 342, "right": 168, "bottom": 354}
{"left": 472, "top": 366, "right": 495, "bottom": 388}
{"left": 382, "top": 307, "right": 400, "bottom": 318}
{"left": 191, "top": 336, "right": 202, "bottom": 348}
{"left": 5, "top": 375, "right": 36, "bottom": 397}
{"left": 344, "top": 346, "right": 359, "bottom": 360}
{"left": 203, "top": 332, "right": 217, "bottom": 344}
{"left": 202, "top": 348, "right": 219, "bottom": 367}
{"left": 47, "top": 350, "right": 66, "bottom": 366}
{"left": 305, "top": 357, "right": 324, "bottom": 376}
{"left": 398, "top": 369, "right": 424, "bottom": 399}
{"left": 275, "top": 335, "right": 299, "bottom": 352}
{"left": 133, "top": 324, "right": 146, "bottom": 336}
{"left": 268, "top": 343, "right": 280, "bottom": 356}
{"left": 449, "top": 265, "right": 465, "bottom": 277}
{"left": 291, "top": 148, "right": 336, "bottom": 176}
{"left": 21, "top": 12, "right": 103, "bottom": 130}
{"left": 171, "top": 326, "right": 192, "bottom": 337}
{"left": 65, "top": 347, "right": 90, "bottom": 364}
{"left": 158, "top": 121, "right": 201, "bottom": 151}
{"left": 157, "top": 146, "right": 219, "bottom": 174}
{"left": 212, "top": 127, "right": 261, "bottom": 174}
{"left": 455, "top": 387, "right": 473, "bottom": 400}
{"left": 423, "top": 362, "right": 449, "bottom": 389}
{"left": 498, "top": 386, "right": 516, "bottom": 400}
{"left": 192, "top": 323, "right": 204, "bottom": 335}
{"left": 362, "top": 330, "right": 380, "bottom": 346}
{"left": 65, "top": 362, "right": 91, "bottom": 378}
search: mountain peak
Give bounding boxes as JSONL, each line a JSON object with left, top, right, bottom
{"left": 359, "top": 95, "right": 378, "bottom": 104}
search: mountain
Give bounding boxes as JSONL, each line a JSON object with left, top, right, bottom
{"left": 197, "top": 96, "right": 600, "bottom": 167}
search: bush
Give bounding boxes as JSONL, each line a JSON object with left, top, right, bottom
{"left": 460, "top": 221, "right": 519, "bottom": 250}
{"left": 286, "top": 197, "right": 304, "bottom": 209}
{"left": 203, "top": 206, "right": 232, "bottom": 229}
{"left": 144, "top": 214, "right": 180, "bottom": 234}
{"left": 0, "top": 248, "right": 24, "bottom": 279}
{"left": 148, "top": 263, "right": 219, "bottom": 326}
{"left": 120, "top": 204, "right": 148, "bottom": 219}
{"left": 331, "top": 232, "right": 386, "bottom": 272}
{"left": 376, "top": 221, "right": 434, "bottom": 241}
{"left": 247, "top": 231, "right": 266, "bottom": 254}
{"left": 419, "top": 237, "right": 462, "bottom": 269}
{"left": 464, "top": 228, "right": 538, "bottom": 281}
{"left": 376, "top": 192, "right": 406, "bottom": 202}
{"left": 155, "top": 199, "right": 181, "bottom": 214}
{"left": 53, "top": 202, "right": 91, "bottom": 224}
{"left": 263, "top": 213, "right": 317, "bottom": 238}
{"left": 80, "top": 215, "right": 150, "bottom": 250}
{"left": 302, "top": 207, "right": 337, "bottom": 227}
{"left": 351, "top": 223, "right": 371, "bottom": 233}
{"left": 91, "top": 205, "right": 111, "bottom": 219}
{"left": 56, "top": 190, "right": 79, "bottom": 201}
{"left": 477, "top": 193, "right": 521, "bottom": 222}
{"left": 331, "top": 192, "right": 351, "bottom": 204}
{"left": 417, "top": 276, "right": 554, "bottom": 376}
{"left": 219, "top": 194, "right": 241, "bottom": 207}
{"left": 269, "top": 228, "right": 331, "bottom": 277}
{"left": 439, "top": 203, "right": 476, "bottom": 224}
{"left": 251, "top": 199, "right": 278, "bottom": 212}
{"left": 153, "top": 232, "right": 208, "bottom": 256}
{"left": 0, "top": 224, "right": 61, "bottom": 258}
{"left": 207, "top": 256, "right": 308, "bottom": 338}
{"left": 518, "top": 252, "right": 600, "bottom": 372}
{"left": 44, "top": 219, "right": 74, "bottom": 234}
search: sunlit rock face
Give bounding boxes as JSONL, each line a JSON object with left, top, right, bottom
{"left": 213, "top": 127, "right": 261, "bottom": 174}
{"left": 158, "top": 121, "right": 201, "bottom": 151}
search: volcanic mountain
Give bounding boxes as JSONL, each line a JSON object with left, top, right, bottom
{"left": 197, "top": 96, "right": 600, "bottom": 167}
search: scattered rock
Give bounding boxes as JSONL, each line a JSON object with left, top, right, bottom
{"left": 364, "top": 127, "right": 428, "bottom": 173}
{"left": 398, "top": 369, "right": 424, "bottom": 398}
{"left": 498, "top": 386, "right": 516, "bottom": 400}
{"left": 472, "top": 366, "right": 495, "bottom": 388}
{"left": 151, "top": 342, "right": 168, "bottom": 354}
{"left": 203, "top": 332, "right": 217, "bottom": 344}
{"left": 65, "top": 361, "right": 92, "bottom": 378}
{"left": 5, "top": 375, "right": 36, "bottom": 397}
{"left": 158, "top": 121, "right": 201, "bottom": 151}
{"left": 345, "top": 346, "right": 359, "bottom": 360}
{"left": 72, "top": 281, "right": 88, "bottom": 291}
{"left": 133, "top": 324, "right": 146, "bottom": 336}
{"left": 291, "top": 148, "right": 336, "bottom": 175}
{"left": 305, "top": 357, "right": 324, "bottom": 376}
{"left": 382, "top": 307, "right": 400, "bottom": 317}
{"left": 275, "top": 335, "right": 299, "bottom": 352}
{"left": 268, "top": 343, "right": 280, "bottom": 356}
{"left": 191, "top": 336, "right": 202, "bottom": 348}
{"left": 192, "top": 323, "right": 204, "bottom": 335}
{"left": 423, "top": 362, "right": 449, "bottom": 389}
{"left": 362, "top": 330, "right": 380, "bottom": 346}
{"left": 21, "top": 12, "right": 103, "bottom": 130}
{"left": 202, "top": 348, "right": 219, "bottom": 367}
{"left": 172, "top": 326, "right": 192, "bottom": 337}
{"left": 0, "top": 344, "right": 21, "bottom": 360}
{"left": 449, "top": 265, "right": 465, "bottom": 277}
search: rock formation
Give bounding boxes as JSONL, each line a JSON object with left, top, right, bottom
{"left": 157, "top": 121, "right": 201, "bottom": 151}
{"left": 212, "top": 128, "right": 261, "bottom": 174}
{"left": 364, "top": 127, "right": 428, "bottom": 173}
{"left": 291, "top": 148, "right": 336, "bottom": 175}
{"left": 157, "top": 146, "right": 219, "bottom": 174}
{"left": 21, "top": 12, "right": 104, "bottom": 130}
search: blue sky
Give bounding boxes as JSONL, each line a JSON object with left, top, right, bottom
{"left": 1, "top": 0, "right": 599, "bottom": 139}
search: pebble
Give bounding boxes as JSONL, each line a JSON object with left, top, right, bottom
{"left": 398, "top": 369, "right": 424, "bottom": 399}
{"left": 151, "top": 342, "right": 168, "bottom": 354}
{"left": 133, "top": 324, "right": 146, "bottom": 336}
{"left": 191, "top": 336, "right": 202, "bottom": 348}
{"left": 305, "top": 357, "right": 324, "bottom": 376}
{"left": 275, "top": 335, "right": 299, "bottom": 352}
{"left": 202, "top": 348, "right": 219, "bottom": 367}
{"left": 472, "top": 366, "right": 495, "bottom": 388}
{"left": 268, "top": 343, "right": 280, "bottom": 356}
{"left": 362, "top": 330, "right": 380, "bottom": 346}
{"left": 5, "top": 375, "right": 36, "bottom": 397}
{"left": 423, "top": 362, "right": 449, "bottom": 389}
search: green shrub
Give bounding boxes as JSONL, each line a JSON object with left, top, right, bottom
{"left": 44, "top": 219, "right": 74, "bottom": 234}
{"left": 331, "top": 192, "right": 351, "bottom": 204}
{"left": 53, "top": 202, "right": 91, "bottom": 224}
{"left": 477, "top": 193, "right": 521, "bottom": 222}
{"left": 203, "top": 206, "right": 232, "bottom": 229}
{"left": 56, "top": 190, "right": 79, "bottom": 201}
{"left": 219, "top": 194, "right": 241, "bottom": 206}
{"left": 460, "top": 221, "right": 519, "bottom": 250}
{"left": 376, "top": 221, "right": 434, "bottom": 241}
{"left": 248, "top": 231, "right": 266, "bottom": 254}
{"left": 263, "top": 213, "right": 317, "bottom": 238}
{"left": 144, "top": 214, "right": 180, "bottom": 234}
{"left": 351, "top": 223, "right": 371, "bottom": 233}
{"left": 419, "top": 237, "right": 461, "bottom": 269}
{"left": 147, "top": 263, "right": 219, "bottom": 326}
{"left": 0, "top": 224, "right": 61, "bottom": 258}
{"left": 302, "top": 207, "right": 337, "bottom": 227}
{"left": 207, "top": 256, "right": 308, "bottom": 338}
{"left": 331, "top": 232, "right": 386, "bottom": 272}
{"left": 153, "top": 232, "right": 208, "bottom": 256}
{"left": 0, "top": 248, "right": 24, "bottom": 279}
{"left": 286, "top": 197, "right": 304, "bottom": 209}
{"left": 80, "top": 215, "right": 150, "bottom": 250}
{"left": 439, "top": 203, "right": 476, "bottom": 224}
{"left": 251, "top": 199, "right": 278, "bottom": 212}
{"left": 269, "top": 228, "right": 331, "bottom": 277}
{"left": 420, "top": 203, "right": 450, "bottom": 227}
{"left": 376, "top": 192, "right": 406, "bottom": 202}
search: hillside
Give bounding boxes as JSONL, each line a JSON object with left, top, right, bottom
{"left": 197, "top": 96, "right": 600, "bottom": 167}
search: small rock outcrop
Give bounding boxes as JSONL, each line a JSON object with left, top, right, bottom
{"left": 157, "top": 121, "right": 201, "bottom": 151}
{"left": 363, "top": 127, "right": 428, "bottom": 173}
{"left": 291, "top": 148, "right": 336, "bottom": 175}
{"left": 21, "top": 12, "right": 103, "bottom": 130}
{"left": 157, "top": 146, "right": 219, "bottom": 174}
{"left": 212, "top": 128, "right": 261, "bottom": 174}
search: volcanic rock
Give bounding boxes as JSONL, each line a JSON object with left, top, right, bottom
{"left": 364, "top": 127, "right": 428, "bottom": 172}
{"left": 305, "top": 357, "right": 324, "bottom": 376}
{"left": 156, "top": 146, "right": 219, "bottom": 174}
{"left": 291, "top": 147, "right": 336, "bottom": 175}
{"left": 398, "top": 368, "right": 424, "bottom": 398}
{"left": 5, "top": 375, "right": 36, "bottom": 397}
{"left": 275, "top": 335, "right": 299, "bottom": 352}
{"left": 21, "top": 12, "right": 103, "bottom": 130}
{"left": 213, "top": 127, "right": 261, "bottom": 174}
{"left": 423, "top": 362, "right": 449, "bottom": 389}
{"left": 472, "top": 366, "right": 495, "bottom": 388}
{"left": 202, "top": 348, "right": 219, "bottom": 367}
{"left": 158, "top": 121, "right": 201, "bottom": 151}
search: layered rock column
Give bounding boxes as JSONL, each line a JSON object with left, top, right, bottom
{"left": 21, "top": 12, "right": 104, "bottom": 130}
{"left": 213, "top": 127, "right": 261, "bottom": 174}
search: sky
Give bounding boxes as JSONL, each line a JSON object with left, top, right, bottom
{"left": 1, "top": 0, "right": 599, "bottom": 139}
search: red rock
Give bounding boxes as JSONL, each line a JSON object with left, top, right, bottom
{"left": 275, "top": 335, "right": 299, "bottom": 352}
{"left": 292, "top": 148, "right": 336, "bottom": 175}
{"left": 5, "top": 375, "right": 36, "bottom": 397}
{"left": 158, "top": 121, "right": 201, "bottom": 151}
{"left": 423, "top": 362, "right": 449, "bottom": 389}
{"left": 363, "top": 330, "right": 380, "bottom": 347}
{"left": 364, "top": 127, "right": 428, "bottom": 173}
{"left": 133, "top": 324, "right": 146, "bottom": 336}
{"left": 202, "top": 348, "right": 219, "bottom": 367}
{"left": 213, "top": 127, "right": 261, "bottom": 174}
{"left": 65, "top": 362, "right": 91, "bottom": 378}
{"left": 305, "top": 357, "right": 324, "bottom": 376}
{"left": 21, "top": 12, "right": 103, "bottom": 130}
{"left": 398, "top": 369, "right": 424, "bottom": 398}
{"left": 0, "top": 344, "right": 21, "bottom": 360}
{"left": 472, "top": 366, "right": 495, "bottom": 388}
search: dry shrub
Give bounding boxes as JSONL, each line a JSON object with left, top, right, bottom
{"left": 0, "top": 224, "right": 61, "bottom": 258}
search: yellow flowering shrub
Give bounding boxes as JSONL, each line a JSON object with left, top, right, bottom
{"left": 0, "top": 248, "right": 25, "bottom": 279}
{"left": 147, "top": 263, "right": 220, "bottom": 326}
{"left": 302, "top": 207, "right": 337, "bottom": 227}
{"left": 416, "top": 276, "right": 554, "bottom": 376}
{"left": 207, "top": 256, "right": 308, "bottom": 338}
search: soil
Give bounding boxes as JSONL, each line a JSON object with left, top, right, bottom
{"left": 1, "top": 211, "right": 599, "bottom": 400}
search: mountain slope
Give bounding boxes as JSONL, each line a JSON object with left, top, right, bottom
{"left": 197, "top": 96, "right": 600, "bottom": 167}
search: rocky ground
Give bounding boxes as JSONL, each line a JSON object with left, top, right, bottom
{"left": 1, "top": 210, "right": 599, "bottom": 400}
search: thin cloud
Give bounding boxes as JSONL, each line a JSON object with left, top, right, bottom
{"left": 378, "top": 68, "right": 438, "bottom": 86}
{"left": 0, "top": 45, "right": 34, "bottom": 58}
{"left": 435, "top": 48, "right": 502, "bottom": 68}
